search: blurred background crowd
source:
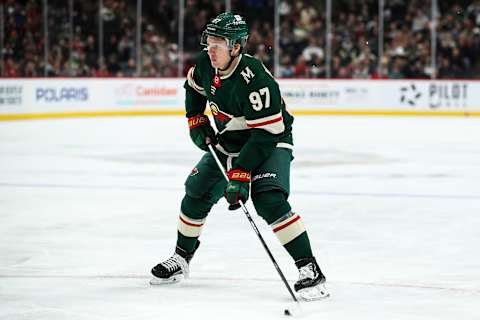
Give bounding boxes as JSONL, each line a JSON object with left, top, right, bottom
{"left": 2, "top": 0, "right": 480, "bottom": 78}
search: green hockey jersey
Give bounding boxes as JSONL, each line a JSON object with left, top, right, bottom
{"left": 184, "top": 50, "right": 294, "bottom": 171}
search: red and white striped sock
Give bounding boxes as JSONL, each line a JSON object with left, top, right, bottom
{"left": 177, "top": 213, "right": 206, "bottom": 238}
{"left": 271, "top": 212, "right": 306, "bottom": 245}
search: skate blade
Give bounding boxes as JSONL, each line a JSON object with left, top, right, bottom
{"left": 298, "top": 283, "right": 330, "bottom": 301}
{"left": 149, "top": 274, "right": 184, "bottom": 285}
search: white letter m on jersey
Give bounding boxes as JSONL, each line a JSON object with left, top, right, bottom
{"left": 241, "top": 67, "right": 255, "bottom": 84}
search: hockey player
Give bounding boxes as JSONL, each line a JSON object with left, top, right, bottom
{"left": 150, "top": 12, "right": 329, "bottom": 301}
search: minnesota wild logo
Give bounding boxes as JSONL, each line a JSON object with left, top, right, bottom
{"left": 189, "top": 167, "right": 199, "bottom": 176}
{"left": 209, "top": 102, "right": 232, "bottom": 123}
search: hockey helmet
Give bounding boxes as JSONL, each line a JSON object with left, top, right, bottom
{"left": 201, "top": 12, "right": 249, "bottom": 50}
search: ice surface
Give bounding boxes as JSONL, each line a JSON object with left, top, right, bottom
{"left": 1, "top": 116, "right": 479, "bottom": 320}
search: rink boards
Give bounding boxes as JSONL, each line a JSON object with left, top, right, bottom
{"left": 1, "top": 78, "right": 479, "bottom": 120}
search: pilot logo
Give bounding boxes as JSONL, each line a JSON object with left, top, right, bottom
{"left": 400, "top": 84, "right": 422, "bottom": 106}
{"left": 429, "top": 83, "right": 468, "bottom": 109}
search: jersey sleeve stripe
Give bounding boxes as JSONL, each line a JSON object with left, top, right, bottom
{"left": 245, "top": 111, "right": 282, "bottom": 125}
{"left": 187, "top": 67, "right": 206, "bottom": 97}
{"left": 245, "top": 112, "right": 285, "bottom": 134}
{"left": 246, "top": 116, "right": 283, "bottom": 128}
{"left": 246, "top": 118, "right": 284, "bottom": 134}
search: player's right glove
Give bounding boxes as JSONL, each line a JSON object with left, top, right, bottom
{"left": 224, "top": 168, "right": 251, "bottom": 210}
{"left": 188, "top": 114, "right": 216, "bottom": 151}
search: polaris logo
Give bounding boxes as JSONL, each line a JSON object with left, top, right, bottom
{"left": 36, "top": 87, "right": 89, "bottom": 102}
{"left": 252, "top": 172, "right": 277, "bottom": 182}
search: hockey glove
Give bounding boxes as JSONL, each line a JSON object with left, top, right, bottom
{"left": 224, "top": 169, "right": 251, "bottom": 210}
{"left": 188, "top": 114, "right": 216, "bottom": 151}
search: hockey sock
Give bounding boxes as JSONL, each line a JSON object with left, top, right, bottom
{"left": 176, "top": 213, "right": 205, "bottom": 253}
{"left": 176, "top": 232, "right": 199, "bottom": 253}
{"left": 283, "top": 231, "right": 313, "bottom": 260}
{"left": 271, "top": 212, "right": 313, "bottom": 260}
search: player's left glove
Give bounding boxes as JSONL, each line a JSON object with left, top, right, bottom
{"left": 224, "top": 169, "right": 251, "bottom": 210}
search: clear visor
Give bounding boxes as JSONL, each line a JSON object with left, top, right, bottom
{"left": 201, "top": 32, "right": 233, "bottom": 50}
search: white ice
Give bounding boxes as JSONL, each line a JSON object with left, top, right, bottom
{"left": 0, "top": 116, "right": 479, "bottom": 320}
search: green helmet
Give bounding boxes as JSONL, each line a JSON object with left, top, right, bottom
{"left": 201, "top": 12, "right": 249, "bottom": 50}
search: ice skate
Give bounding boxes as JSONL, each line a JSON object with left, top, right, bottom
{"left": 294, "top": 257, "right": 330, "bottom": 301}
{"left": 150, "top": 241, "right": 200, "bottom": 285}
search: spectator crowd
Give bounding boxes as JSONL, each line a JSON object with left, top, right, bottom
{"left": 2, "top": 0, "right": 480, "bottom": 78}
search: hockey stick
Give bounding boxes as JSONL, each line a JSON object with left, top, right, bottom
{"left": 206, "top": 142, "right": 299, "bottom": 304}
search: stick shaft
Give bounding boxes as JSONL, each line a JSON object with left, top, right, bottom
{"left": 207, "top": 144, "right": 299, "bottom": 303}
